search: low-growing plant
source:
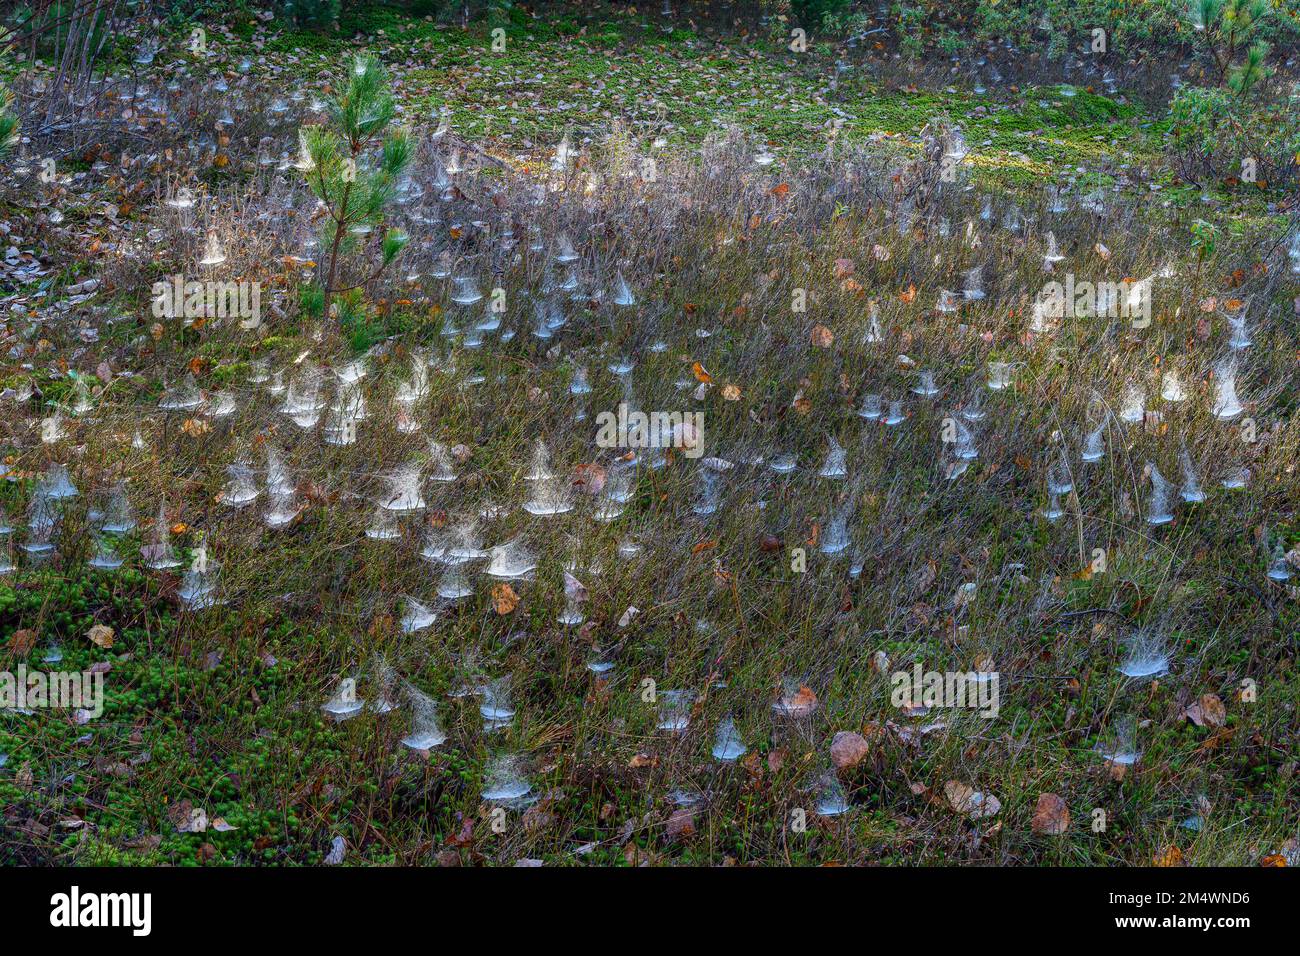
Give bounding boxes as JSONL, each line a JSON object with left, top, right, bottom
{"left": 790, "top": 0, "right": 852, "bottom": 33}
{"left": 278, "top": 0, "right": 343, "bottom": 29}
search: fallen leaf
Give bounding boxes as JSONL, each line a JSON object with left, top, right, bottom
{"left": 778, "top": 685, "right": 818, "bottom": 718}
{"left": 491, "top": 583, "right": 519, "bottom": 615}
{"left": 1185, "top": 693, "right": 1226, "bottom": 728}
{"left": 86, "top": 624, "right": 114, "bottom": 649}
{"left": 1031, "top": 793, "right": 1070, "bottom": 835}
{"left": 572, "top": 462, "right": 606, "bottom": 495}
{"left": 1154, "top": 845, "right": 1185, "bottom": 867}
{"left": 563, "top": 572, "right": 588, "bottom": 604}
{"left": 944, "top": 781, "right": 1001, "bottom": 819}
{"left": 665, "top": 808, "right": 696, "bottom": 841}
{"left": 830, "top": 731, "right": 871, "bottom": 769}
{"left": 9, "top": 628, "right": 36, "bottom": 654}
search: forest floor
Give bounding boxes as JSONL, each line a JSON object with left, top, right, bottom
{"left": 0, "top": 4, "right": 1297, "bottom": 867}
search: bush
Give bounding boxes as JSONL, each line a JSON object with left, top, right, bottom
{"left": 790, "top": 0, "right": 852, "bottom": 32}
{"left": 1168, "top": 0, "right": 1299, "bottom": 187}
{"left": 887, "top": 0, "right": 1299, "bottom": 58}
{"left": 278, "top": 0, "right": 342, "bottom": 28}
{"left": 1169, "top": 84, "right": 1300, "bottom": 187}
{"left": 275, "top": 0, "right": 513, "bottom": 31}
{"left": 0, "top": 36, "right": 17, "bottom": 158}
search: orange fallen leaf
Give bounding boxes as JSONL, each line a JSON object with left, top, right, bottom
{"left": 1154, "top": 845, "right": 1185, "bottom": 867}
{"left": 779, "top": 685, "right": 818, "bottom": 718}
{"left": 490, "top": 583, "right": 519, "bottom": 615}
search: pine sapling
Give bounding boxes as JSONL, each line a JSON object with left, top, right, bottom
{"left": 299, "top": 54, "right": 412, "bottom": 323}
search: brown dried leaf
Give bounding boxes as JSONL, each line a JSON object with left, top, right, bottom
{"left": 1185, "top": 693, "right": 1226, "bottom": 728}
{"left": 830, "top": 731, "right": 871, "bottom": 770}
{"left": 1030, "top": 793, "right": 1070, "bottom": 835}
{"left": 9, "top": 628, "right": 37, "bottom": 654}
